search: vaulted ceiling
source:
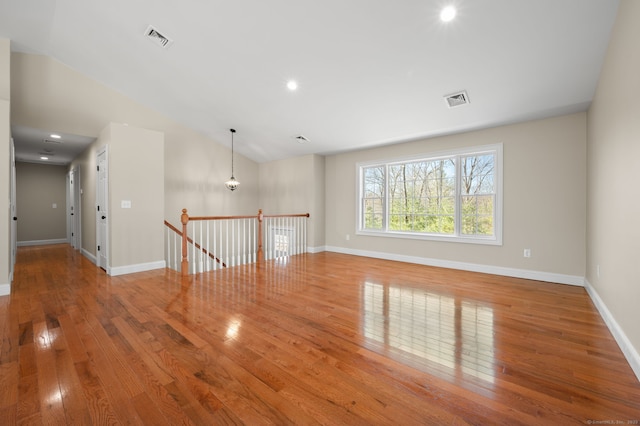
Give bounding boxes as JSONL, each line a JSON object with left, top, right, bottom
{"left": 0, "top": 0, "right": 620, "bottom": 163}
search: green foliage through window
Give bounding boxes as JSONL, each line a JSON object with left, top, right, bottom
{"left": 359, "top": 146, "right": 500, "bottom": 242}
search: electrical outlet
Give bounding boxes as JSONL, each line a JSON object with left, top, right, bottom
{"left": 346, "top": 234, "right": 350, "bottom": 241}
{"left": 523, "top": 248, "right": 531, "bottom": 258}
{"left": 597, "top": 265, "right": 600, "bottom": 278}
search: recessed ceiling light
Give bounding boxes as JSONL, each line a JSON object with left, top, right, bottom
{"left": 440, "top": 5, "right": 456, "bottom": 22}
{"left": 287, "top": 80, "right": 298, "bottom": 91}
{"left": 40, "top": 156, "right": 49, "bottom": 160}
{"left": 50, "top": 134, "right": 61, "bottom": 139}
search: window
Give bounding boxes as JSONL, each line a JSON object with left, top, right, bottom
{"left": 357, "top": 144, "right": 502, "bottom": 245}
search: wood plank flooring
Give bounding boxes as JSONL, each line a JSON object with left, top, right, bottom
{"left": 1, "top": 244, "right": 639, "bottom": 425}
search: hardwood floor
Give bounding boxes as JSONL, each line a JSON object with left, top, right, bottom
{"left": 1, "top": 245, "right": 639, "bottom": 425}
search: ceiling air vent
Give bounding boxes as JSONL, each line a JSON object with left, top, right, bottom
{"left": 444, "top": 91, "right": 470, "bottom": 108}
{"left": 144, "top": 25, "right": 173, "bottom": 49}
{"left": 43, "top": 138, "right": 62, "bottom": 144}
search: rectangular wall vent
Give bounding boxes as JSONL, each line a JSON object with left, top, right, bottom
{"left": 145, "top": 25, "right": 174, "bottom": 49}
{"left": 444, "top": 91, "right": 470, "bottom": 108}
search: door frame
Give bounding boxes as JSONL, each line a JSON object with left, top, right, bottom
{"left": 9, "top": 138, "right": 17, "bottom": 282}
{"left": 67, "top": 165, "right": 81, "bottom": 249}
{"left": 96, "top": 146, "right": 108, "bottom": 271}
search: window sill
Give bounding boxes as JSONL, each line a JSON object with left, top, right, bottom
{"left": 356, "top": 229, "right": 503, "bottom": 246}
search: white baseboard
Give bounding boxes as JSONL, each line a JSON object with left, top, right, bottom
{"left": 81, "top": 249, "right": 97, "bottom": 265}
{"left": 0, "top": 283, "right": 10, "bottom": 296}
{"left": 584, "top": 279, "right": 640, "bottom": 382}
{"left": 307, "top": 245, "right": 327, "bottom": 254}
{"left": 18, "top": 238, "right": 69, "bottom": 247}
{"left": 108, "top": 260, "right": 166, "bottom": 277}
{"left": 325, "top": 246, "right": 584, "bottom": 286}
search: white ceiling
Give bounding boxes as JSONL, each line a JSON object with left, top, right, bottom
{"left": 0, "top": 0, "right": 620, "bottom": 164}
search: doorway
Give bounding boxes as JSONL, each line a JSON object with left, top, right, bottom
{"left": 9, "top": 138, "right": 17, "bottom": 280}
{"left": 96, "top": 147, "right": 108, "bottom": 270}
{"left": 67, "top": 166, "right": 81, "bottom": 250}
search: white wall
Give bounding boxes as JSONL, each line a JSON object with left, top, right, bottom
{"left": 325, "top": 113, "right": 587, "bottom": 283}
{"left": 586, "top": 0, "right": 640, "bottom": 378}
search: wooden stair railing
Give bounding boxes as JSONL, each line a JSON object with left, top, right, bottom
{"left": 178, "top": 208, "right": 310, "bottom": 276}
{"left": 164, "top": 220, "right": 226, "bottom": 271}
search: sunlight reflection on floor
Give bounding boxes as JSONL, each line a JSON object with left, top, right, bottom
{"left": 362, "top": 281, "right": 495, "bottom": 384}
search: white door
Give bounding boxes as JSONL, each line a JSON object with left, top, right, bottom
{"left": 67, "top": 166, "right": 81, "bottom": 250}
{"left": 9, "top": 139, "right": 17, "bottom": 280}
{"left": 96, "top": 147, "right": 108, "bottom": 270}
{"left": 68, "top": 169, "right": 75, "bottom": 246}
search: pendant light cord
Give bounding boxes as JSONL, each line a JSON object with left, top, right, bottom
{"left": 230, "top": 128, "right": 236, "bottom": 177}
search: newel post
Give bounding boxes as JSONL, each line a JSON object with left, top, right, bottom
{"left": 181, "top": 208, "right": 189, "bottom": 276}
{"left": 257, "top": 209, "right": 264, "bottom": 263}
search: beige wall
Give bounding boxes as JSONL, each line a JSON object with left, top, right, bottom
{"left": 109, "top": 124, "right": 165, "bottom": 268}
{"left": 587, "top": 0, "right": 640, "bottom": 371}
{"left": 326, "top": 113, "right": 587, "bottom": 279}
{"left": 15, "top": 162, "right": 67, "bottom": 242}
{"left": 70, "top": 123, "right": 165, "bottom": 270}
{"left": 258, "top": 154, "right": 326, "bottom": 250}
{"left": 0, "top": 39, "right": 9, "bottom": 101}
{"left": 10, "top": 52, "right": 259, "bottom": 226}
{"left": 312, "top": 154, "right": 326, "bottom": 248}
{"left": 0, "top": 39, "right": 10, "bottom": 293}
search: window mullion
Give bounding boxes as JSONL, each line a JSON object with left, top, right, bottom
{"left": 454, "top": 155, "right": 461, "bottom": 237}
{"left": 384, "top": 163, "right": 389, "bottom": 231}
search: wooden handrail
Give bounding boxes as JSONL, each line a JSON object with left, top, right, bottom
{"left": 263, "top": 213, "right": 310, "bottom": 218}
{"left": 187, "top": 215, "right": 258, "bottom": 221}
{"left": 185, "top": 213, "right": 309, "bottom": 221}
{"left": 177, "top": 208, "right": 310, "bottom": 275}
{"left": 165, "top": 219, "right": 227, "bottom": 277}
{"left": 163, "top": 220, "right": 183, "bottom": 236}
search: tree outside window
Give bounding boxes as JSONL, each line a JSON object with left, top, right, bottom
{"left": 358, "top": 145, "right": 501, "bottom": 244}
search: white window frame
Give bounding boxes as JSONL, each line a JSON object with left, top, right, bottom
{"left": 356, "top": 143, "right": 503, "bottom": 245}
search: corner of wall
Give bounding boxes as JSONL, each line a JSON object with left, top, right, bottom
{"left": 584, "top": 279, "right": 640, "bottom": 381}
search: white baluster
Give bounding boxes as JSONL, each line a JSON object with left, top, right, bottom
{"left": 303, "top": 217, "right": 307, "bottom": 253}
{"left": 190, "top": 222, "right": 195, "bottom": 274}
{"left": 226, "top": 220, "right": 230, "bottom": 267}
{"left": 212, "top": 219, "right": 217, "bottom": 271}
{"left": 206, "top": 220, "right": 210, "bottom": 272}
{"left": 242, "top": 219, "right": 246, "bottom": 265}
{"left": 198, "top": 221, "right": 203, "bottom": 273}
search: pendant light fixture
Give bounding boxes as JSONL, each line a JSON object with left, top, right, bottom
{"left": 225, "top": 128, "right": 240, "bottom": 191}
